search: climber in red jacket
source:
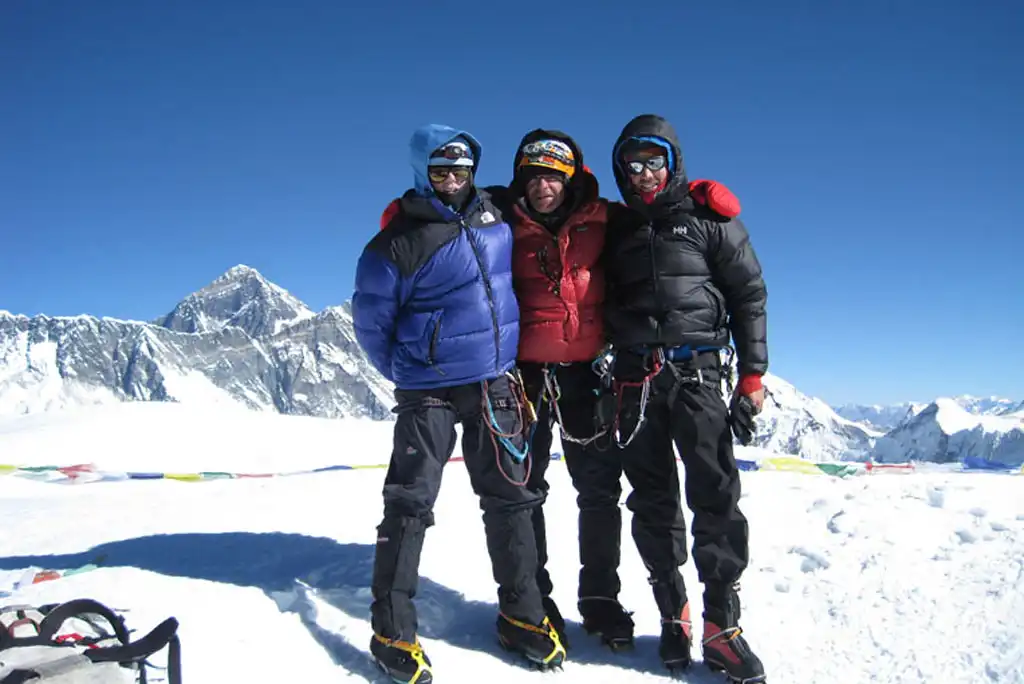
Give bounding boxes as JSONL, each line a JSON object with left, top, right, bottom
{"left": 503, "top": 129, "right": 741, "bottom": 653}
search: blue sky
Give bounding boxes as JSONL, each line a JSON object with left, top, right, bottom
{"left": 2, "top": 1, "right": 1021, "bottom": 406}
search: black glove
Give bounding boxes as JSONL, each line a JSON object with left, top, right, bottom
{"left": 728, "top": 393, "right": 760, "bottom": 446}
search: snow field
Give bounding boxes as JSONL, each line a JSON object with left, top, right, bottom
{"left": 1, "top": 404, "right": 1021, "bottom": 683}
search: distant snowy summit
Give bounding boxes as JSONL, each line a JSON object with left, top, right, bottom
{"left": 0, "top": 265, "right": 393, "bottom": 420}
{"left": 868, "top": 397, "right": 1024, "bottom": 467}
{"left": 835, "top": 395, "right": 1020, "bottom": 432}
{"left": 833, "top": 402, "right": 927, "bottom": 432}
{"left": 155, "top": 264, "right": 315, "bottom": 336}
{"left": 831, "top": 395, "right": 1023, "bottom": 467}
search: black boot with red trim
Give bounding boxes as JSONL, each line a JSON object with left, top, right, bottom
{"left": 701, "top": 583, "right": 766, "bottom": 683}
{"left": 496, "top": 612, "right": 567, "bottom": 670}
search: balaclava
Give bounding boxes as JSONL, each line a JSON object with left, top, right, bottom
{"left": 428, "top": 137, "right": 475, "bottom": 211}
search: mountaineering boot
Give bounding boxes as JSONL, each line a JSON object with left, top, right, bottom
{"left": 496, "top": 613, "right": 567, "bottom": 670}
{"left": 578, "top": 597, "right": 635, "bottom": 651}
{"left": 659, "top": 600, "right": 693, "bottom": 672}
{"left": 542, "top": 595, "right": 570, "bottom": 651}
{"left": 701, "top": 583, "right": 766, "bottom": 683}
{"left": 649, "top": 571, "right": 692, "bottom": 671}
{"left": 370, "top": 634, "right": 433, "bottom": 684}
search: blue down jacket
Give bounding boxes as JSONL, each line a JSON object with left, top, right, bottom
{"left": 351, "top": 125, "right": 520, "bottom": 390}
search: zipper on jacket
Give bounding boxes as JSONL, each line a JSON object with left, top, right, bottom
{"left": 537, "top": 240, "right": 562, "bottom": 297}
{"left": 428, "top": 319, "right": 441, "bottom": 364}
{"left": 649, "top": 225, "right": 661, "bottom": 338}
{"left": 461, "top": 219, "right": 502, "bottom": 374}
{"left": 427, "top": 315, "right": 445, "bottom": 375}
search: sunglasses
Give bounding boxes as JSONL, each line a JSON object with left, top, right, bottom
{"left": 624, "top": 156, "right": 667, "bottom": 175}
{"left": 428, "top": 167, "right": 471, "bottom": 183}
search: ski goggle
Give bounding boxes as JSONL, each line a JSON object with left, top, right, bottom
{"left": 517, "top": 139, "right": 576, "bottom": 180}
{"left": 624, "top": 156, "right": 667, "bottom": 175}
{"left": 430, "top": 143, "right": 472, "bottom": 161}
{"left": 428, "top": 167, "right": 471, "bottom": 183}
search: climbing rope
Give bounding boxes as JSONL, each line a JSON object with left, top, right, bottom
{"left": 481, "top": 370, "right": 534, "bottom": 486}
{"left": 539, "top": 364, "right": 609, "bottom": 447}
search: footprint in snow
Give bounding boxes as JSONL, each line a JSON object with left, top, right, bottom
{"left": 927, "top": 487, "right": 946, "bottom": 508}
{"left": 955, "top": 528, "right": 978, "bottom": 544}
{"left": 990, "top": 520, "right": 1010, "bottom": 532}
{"left": 826, "top": 510, "right": 855, "bottom": 537}
{"left": 789, "top": 546, "right": 831, "bottom": 573}
{"left": 968, "top": 507, "right": 987, "bottom": 518}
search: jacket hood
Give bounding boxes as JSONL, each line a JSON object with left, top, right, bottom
{"left": 511, "top": 128, "right": 598, "bottom": 204}
{"left": 409, "top": 124, "right": 483, "bottom": 196}
{"left": 611, "top": 114, "right": 689, "bottom": 212}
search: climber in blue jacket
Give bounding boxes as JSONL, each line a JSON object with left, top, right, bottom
{"left": 352, "top": 123, "right": 566, "bottom": 683}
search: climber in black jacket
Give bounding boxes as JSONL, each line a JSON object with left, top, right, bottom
{"left": 602, "top": 113, "right": 768, "bottom": 682}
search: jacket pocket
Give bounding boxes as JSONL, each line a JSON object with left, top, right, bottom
{"left": 704, "top": 283, "right": 726, "bottom": 326}
{"left": 425, "top": 311, "right": 445, "bottom": 373}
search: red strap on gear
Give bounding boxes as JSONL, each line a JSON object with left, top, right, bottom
{"left": 689, "top": 179, "right": 741, "bottom": 218}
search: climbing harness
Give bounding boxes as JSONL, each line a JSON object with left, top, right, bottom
{"left": 481, "top": 370, "right": 535, "bottom": 486}
{"left": 598, "top": 345, "right": 738, "bottom": 449}
{"left": 610, "top": 347, "right": 664, "bottom": 448}
{"left": 537, "top": 364, "right": 610, "bottom": 447}
{"left": 720, "top": 346, "right": 736, "bottom": 397}
{"left": 663, "top": 347, "right": 725, "bottom": 410}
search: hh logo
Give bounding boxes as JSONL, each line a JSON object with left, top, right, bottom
{"left": 479, "top": 211, "right": 496, "bottom": 225}
{"left": 672, "top": 225, "right": 688, "bottom": 236}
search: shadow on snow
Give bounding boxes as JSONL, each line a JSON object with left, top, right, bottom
{"left": 0, "top": 532, "right": 720, "bottom": 682}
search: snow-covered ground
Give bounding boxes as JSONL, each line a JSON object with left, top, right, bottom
{"left": 1, "top": 404, "right": 1022, "bottom": 684}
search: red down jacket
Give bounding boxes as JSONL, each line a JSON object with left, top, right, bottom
{"left": 512, "top": 173, "right": 740, "bottom": 364}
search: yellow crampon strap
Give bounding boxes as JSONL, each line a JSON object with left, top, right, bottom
{"left": 372, "top": 634, "right": 432, "bottom": 684}
{"left": 499, "top": 614, "right": 567, "bottom": 666}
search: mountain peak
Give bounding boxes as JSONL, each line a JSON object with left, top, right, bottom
{"left": 951, "top": 394, "right": 1018, "bottom": 416}
{"left": 872, "top": 395, "right": 1024, "bottom": 466}
{"left": 155, "top": 265, "right": 314, "bottom": 337}
{"left": 213, "top": 264, "right": 264, "bottom": 285}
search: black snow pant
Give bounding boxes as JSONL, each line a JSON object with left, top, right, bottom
{"left": 369, "top": 374, "right": 546, "bottom": 642}
{"left": 520, "top": 361, "right": 625, "bottom": 603}
{"left": 613, "top": 349, "right": 749, "bottom": 620}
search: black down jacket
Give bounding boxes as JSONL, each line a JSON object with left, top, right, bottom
{"left": 604, "top": 114, "right": 768, "bottom": 377}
